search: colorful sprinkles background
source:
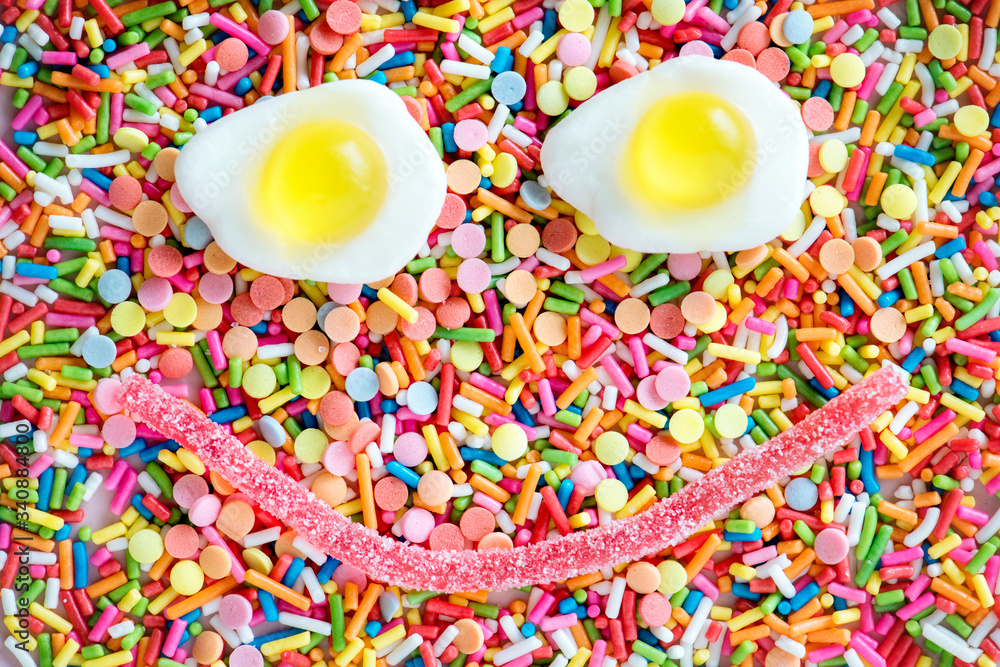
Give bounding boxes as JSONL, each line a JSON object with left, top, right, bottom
{"left": 7, "top": 0, "right": 1000, "bottom": 666}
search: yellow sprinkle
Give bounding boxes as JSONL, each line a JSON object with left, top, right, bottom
{"left": 412, "top": 11, "right": 461, "bottom": 32}
{"left": 376, "top": 287, "right": 419, "bottom": 323}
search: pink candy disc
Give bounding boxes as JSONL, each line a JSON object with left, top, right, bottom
{"left": 331, "top": 562, "right": 368, "bottom": 591}
{"left": 457, "top": 258, "right": 491, "bottom": 293}
{"left": 454, "top": 119, "right": 489, "bottom": 152}
{"left": 654, "top": 365, "right": 691, "bottom": 403}
{"left": 169, "top": 182, "right": 192, "bottom": 212}
{"left": 93, "top": 378, "right": 124, "bottom": 415}
{"left": 814, "top": 528, "right": 850, "bottom": 564}
{"left": 679, "top": 40, "right": 714, "bottom": 57}
{"left": 327, "top": 282, "right": 363, "bottom": 304}
{"left": 230, "top": 646, "right": 264, "bottom": 667}
{"left": 119, "top": 366, "right": 908, "bottom": 592}
{"left": 199, "top": 272, "right": 234, "bottom": 305}
{"left": 400, "top": 307, "right": 436, "bottom": 342}
{"left": 666, "top": 253, "right": 703, "bottom": 281}
{"left": 637, "top": 376, "right": 670, "bottom": 411}
{"left": 219, "top": 594, "right": 254, "bottom": 629}
{"left": 215, "top": 38, "right": 249, "bottom": 72}
{"left": 188, "top": 494, "right": 222, "bottom": 527}
{"left": 436, "top": 193, "right": 466, "bottom": 230}
{"left": 173, "top": 474, "right": 210, "bottom": 510}
{"left": 257, "top": 10, "right": 290, "bottom": 45}
{"left": 137, "top": 277, "right": 174, "bottom": 312}
{"left": 323, "top": 441, "right": 356, "bottom": 475}
{"left": 451, "top": 224, "right": 486, "bottom": 259}
{"left": 430, "top": 523, "right": 466, "bottom": 551}
{"left": 393, "top": 432, "right": 429, "bottom": 467}
{"left": 401, "top": 508, "right": 436, "bottom": 543}
{"left": 569, "top": 460, "right": 607, "bottom": 496}
{"left": 557, "top": 32, "right": 591, "bottom": 66}
{"left": 102, "top": 413, "right": 137, "bottom": 448}
{"left": 638, "top": 593, "right": 672, "bottom": 627}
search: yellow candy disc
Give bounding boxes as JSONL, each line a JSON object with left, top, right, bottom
{"left": 929, "top": 24, "right": 962, "bottom": 59}
{"left": 595, "top": 478, "right": 628, "bottom": 512}
{"left": 669, "top": 408, "right": 705, "bottom": 444}
{"left": 451, "top": 339, "right": 485, "bottom": 373}
{"left": 818, "top": 139, "right": 848, "bottom": 173}
{"left": 576, "top": 234, "right": 611, "bottom": 265}
{"left": 829, "top": 53, "right": 865, "bottom": 88}
{"left": 294, "top": 428, "right": 329, "bottom": 464}
{"left": 170, "top": 560, "right": 205, "bottom": 596}
{"left": 558, "top": 0, "right": 595, "bottom": 31}
{"left": 595, "top": 431, "right": 629, "bottom": 465}
{"left": 111, "top": 301, "right": 146, "bottom": 337}
{"left": 651, "top": 0, "right": 684, "bottom": 26}
{"left": 243, "top": 364, "right": 277, "bottom": 399}
{"left": 536, "top": 81, "right": 570, "bottom": 116}
{"left": 564, "top": 67, "right": 597, "bottom": 101}
{"left": 955, "top": 105, "right": 989, "bottom": 137}
{"left": 715, "top": 403, "right": 749, "bottom": 439}
{"left": 492, "top": 422, "right": 528, "bottom": 461}
{"left": 164, "top": 292, "right": 198, "bottom": 328}
{"left": 656, "top": 560, "right": 687, "bottom": 596}
{"left": 128, "top": 528, "right": 164, "bottom": 564}
{"left": 880, "top": 183, "right": 917, "bottom": 220}
{"left": 809, "top": 185, "right": 845, "bottom": 218}
{"left": 300, "top": 365, "right": 332, "bottom": 400}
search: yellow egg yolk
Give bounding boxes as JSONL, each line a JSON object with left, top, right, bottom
{"left": 256, "top": 120, "right": 387, "bottom": 243}
{"left": 624, "top": 91, "right": 756, "bottom": 209}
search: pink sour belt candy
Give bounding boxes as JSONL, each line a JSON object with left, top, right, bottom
{"left": 118, "top": 365, "right": 908, "bottom": 592}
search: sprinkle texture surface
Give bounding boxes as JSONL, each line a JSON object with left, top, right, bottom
{"left": 10, "top": 0, "right": 1000, "bottom": 667}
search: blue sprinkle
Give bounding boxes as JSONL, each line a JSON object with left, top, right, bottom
{"left": 877, "top": 288, "right": 903, "bottom": 308}
{"left": 902, "top": 348, "right": 925, "bottom": 373}
{"left": 442, "top": 122, "right": 458, "bottom": 153}
{"left": 200, "top": 106, "right": 224, "bottom": 123}
{"left": 13, "top": 131, "right": 38, "bottom": 145}
{"left": 935, "top": 236, "right": 967, "bottom": 258}
{"left": 386, "top": 460, "right": 421, "bottom": 488}
{"left": 682, "top": 590, "right": 704, "bottom": 615}
{"left": 317, "top": 558, "right": 340, "bottom": 585}
{"left": 209, "top": 405, "right": 249, "bottom": 423}
{"left": 281, "top": 557, "right": 305, "bottom": 587}
{"left": 17, "top": 61, "right": 38, "bottom": 79}
{"left": 950, "top": 379, "right": 979, "bottom": 402}
{"left": 894, "top": 144, "right": 936, "bottom": 166}
{"left": 16, "top": 262, "right": 57, "bottom": 279}
{"left": 699, "top": 376, "right": 756, "bottom": 406}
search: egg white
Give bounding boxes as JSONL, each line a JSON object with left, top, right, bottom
{"left": 176, "top": 80, "right": 446, "bottom": 283}
{"left": 540, "top": 56, "right": 808, "bottom": 254}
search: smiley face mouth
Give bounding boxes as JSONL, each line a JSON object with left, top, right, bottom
{"left": 118, "top": 366, "right": 906, "bottom": 594}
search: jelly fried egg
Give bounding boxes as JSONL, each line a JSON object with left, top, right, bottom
{"left": 540, "top": 56, "right": 808, "bottom": 253}
{"left": 176, "top": 80, "right": 446, "bottom": 283}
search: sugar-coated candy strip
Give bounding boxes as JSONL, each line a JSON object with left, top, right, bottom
{"left": 119, "top": 365, "right": 907, "bottom": 592}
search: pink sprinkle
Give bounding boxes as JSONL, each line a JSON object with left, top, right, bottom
{"left": 105, "top": 43, "right": 151, "bottom": 70}
{"left": 579, "top": 255, "right": 627, "bottom": 282}
{"left": 745, "top": 316, "right": 777, "bottom": 335}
